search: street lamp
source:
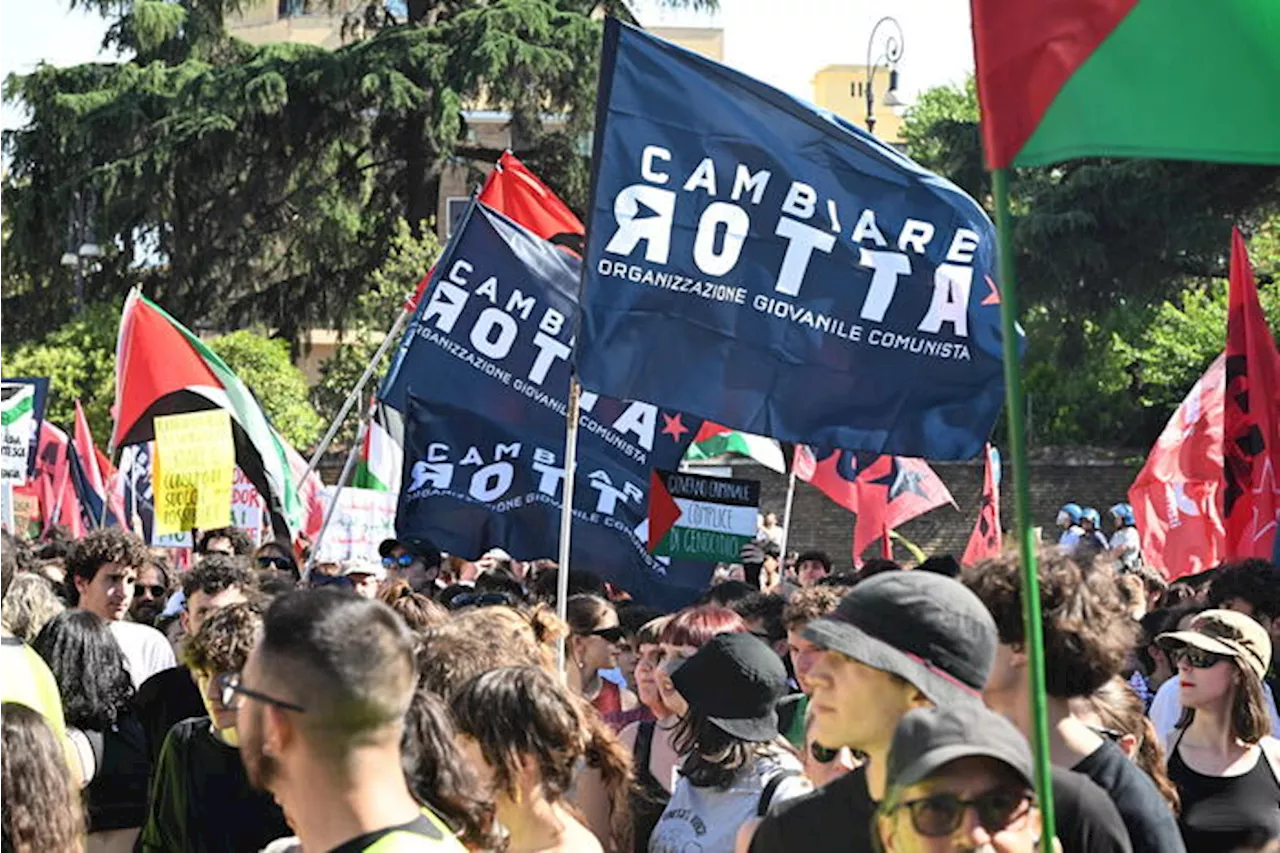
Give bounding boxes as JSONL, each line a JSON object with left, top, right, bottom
{"left": 61, "top": 189, "right": 102, "bottom": 314}
{"left": 863, "top": 16, "right": 905, "bottom": 134}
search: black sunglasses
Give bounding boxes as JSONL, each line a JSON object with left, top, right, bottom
{"left": 216, "top": 673, "right": 306, "bottom": 713}
{"left": 579, "top": 626, "right": 625, "bottom": 643}
{"left": 1176, "top": 647, "right": 1233, "bottom": 669}
{"left": 134, "top": 583, "right": 166, "bottom": 599}
{"left": 257, "top": 556, "right": 295, "bottom": 570}
{"left": 448, "top": 591, "right": 515, "bottom": 610}
{"left": 892, "top": 788, "right": 1033, "bottom": 838}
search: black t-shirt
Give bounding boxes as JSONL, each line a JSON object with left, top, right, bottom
{"left": 133, "top": 665, "right": 205, "bottom": 767}
{"left": 1073, "top": 740, "right": 1185, "bottom": 853}
{"left": 136, "top": 716, "right": 291, "bottom": 853}
{"left": 747, "top": 763, "right": 1132, "bottom": 853}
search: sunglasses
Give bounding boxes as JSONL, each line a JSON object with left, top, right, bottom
{"left": 134, "top": 583, "right": 166, "bottom": 599}
{"left": 216, "top": 672, "right": 307, "bottom": 713}
{"left": 448, "top": 591, "right": 515, "bottom": 610}
{"left": 257, "top": 556, "right": 295, "bottom": 570}
{"left": 579, "top": 626, "right": 625, "bottom": 643}
{"left": 1175, "top": 648, "right": 1233, "bottom": 669}
{"left": 892, "top": 788, "right": 1033, "bottom": 838}
{"left": 383, "top": 554, "right": 416, "bottom": 569}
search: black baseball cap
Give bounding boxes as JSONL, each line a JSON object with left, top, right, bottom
{"left": 378, "top": 536, "right": 442, "bottom": 567}
{"left": 802, "top": 571, "right": 997, "bottom": 706}
{"left": 672, "top": 632, "right": 788, "bottom": 742}
{"left": 887, "top": 704, "right": 1033, "bottom": 794}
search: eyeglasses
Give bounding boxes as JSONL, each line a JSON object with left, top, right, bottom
{"left": 383, "top": 554, "right": 416, "bottom": 569}
{"left": 579, "top": 626, "right": 625, "bottom": 643}
{"left": 1175, "top": 648, "right": 1233, "bottom": 669}
{"left": 448, "top": 591, "right": 515, "bottom": 610}
{"left": 216, "top": 672, "right": 306, "bottom": 713}
{"left": 257, "top": 556, "right": 295, "bottom": 571}
{"left": 891, "top": 789, "right": 1033, "bottom": 838}
{"left": 134, "top": 583, "right": 166, "bottom": 599}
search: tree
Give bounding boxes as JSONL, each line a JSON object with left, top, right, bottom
{"left": 207, "top": 331, "right": 324, "bottom": 448}
{"left": 2, "top": 0, "right": 609, "bottom": 347}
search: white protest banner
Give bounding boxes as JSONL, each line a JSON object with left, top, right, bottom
{"left": 231, "top": 469, "right": 265, "bottom": 545}
{"left": 312, "top": 487, "right": 397, "bottom": 564}
{"left": 0, "top": 383, "right": 36, "bottom": 483}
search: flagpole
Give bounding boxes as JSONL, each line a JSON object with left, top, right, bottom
{"left": 306, "top": 413, "right": 369, "bottom": 579}
{"left": 992, "top": 167, "right": 1055, "bottom": 850}
{"left": 555, "top": 377, "right": 583, "bottom": 675}
{"left": 298, "top": 306, "right": 413, "bottom": 491}
{"left": 777, "top": 470, "right": 797, "bottom": 560}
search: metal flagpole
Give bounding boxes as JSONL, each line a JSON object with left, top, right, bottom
{"left": 555, "top": 378, "right": 583, "bottom": 674}
{"left": 777, "top": 470, "right": 797, "bottom": 560}
{"left": 305, "top": 413, "right": 369, "bottom": 580}
{"left": 992, "top": 167, "right": 1055, "bottom": 851}
{"left": 297, "top": 306, "right": 413, "bottom": 490}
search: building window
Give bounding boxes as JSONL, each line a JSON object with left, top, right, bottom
{"left": 446, "top": 197, "right": 470, "bottom": 237}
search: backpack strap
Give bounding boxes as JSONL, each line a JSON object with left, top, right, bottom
{"left": 756, "top": 769, "right": 801, "bottom": 817}
{"left": 635, "top": 719, "right": 656, "bottom": 768}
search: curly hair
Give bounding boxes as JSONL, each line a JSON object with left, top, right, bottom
{"left": 64, "top": 529, "right": 148, "bottom": 606}
{"left": 963, "top": 550, "right": 1138, "bottom": 698}
{"left": 197, "top": 527, "right": 254, "bottom": 556}
{"left": 1084, "top": 677, "right": 1180, "bottom": 814}
{"left": 182, "top": 602, "right": 261, "bottom": 676}
{"left": 782, "top": 586, "right": 844, "bottom": 632}
{"left": 401, "top": 687, "right": 501, "bottom": 850}
{"left": 1, "top": 572, "right": 65, "bottom": 642}
{"left": 733, "top": 593, "right": 787, "bottom": 643}
{"left": 417, "top": 607, "right": 557, "bottom": 698}
{"left": 181, "top": 554, "right": 257, "bottom": 599}
{"left": 2, "top": 703, "right": 84, "bottom": 853}
{"left": 32, "top": 610, "right": 134, "bottom": 731}
{"left": 1208, "top": 559, "right": 1280, "bottom": 622}
{"left": 451, "top": 666, "right": 632, "bottom": 851}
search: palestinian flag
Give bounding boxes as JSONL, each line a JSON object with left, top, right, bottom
{"left": 971, "top": 0, "right": 1280, "bottom": 168}
{"left": 352, "top": 398, "right": 402, "bottom": 494}
{"left": 684, "top": 422, "right": 786, "bottom": 473}
{"left": 111, "top": 290, "right": 302, "bottom": 538}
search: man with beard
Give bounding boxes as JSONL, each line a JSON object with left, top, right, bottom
{"left": 234, "top": 590, "right": 466, "bottom": 852}
{"left": 138, "top": 602, "right": 289, "bottom": 852}
{"left": 129, "top": 557, "right": 173, "bottom": 627}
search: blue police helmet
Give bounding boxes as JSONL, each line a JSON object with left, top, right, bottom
{"left": 1057, "top": 503, "right": 1083, "bottom": 524}
{"left": 1081, "top": 507, "right": 1102, "bottom": 528}
{"left": 1109, "top": 503, "right": 1135, "bottom": 526}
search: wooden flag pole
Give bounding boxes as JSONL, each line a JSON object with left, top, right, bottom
{"left": 992, "top": 167, "right": 1055, "bottom": 851}
{"left": 555, "top": 377, "right": 584, "bottom": 674}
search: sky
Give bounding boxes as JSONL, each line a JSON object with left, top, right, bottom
{"left": 0, "top": 0, "right": 977, "bottom": 129}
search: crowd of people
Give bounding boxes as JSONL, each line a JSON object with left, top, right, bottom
{"left": 2, "top": 520, "right": 1279, "bottom": 853}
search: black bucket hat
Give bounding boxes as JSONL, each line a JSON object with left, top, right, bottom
{"left": 672, "top": 632, "right": 788, "bottom": 742}
{"left": 887, "top": 703, "right": 1034, "bottom": 796}
{"left": 802, "top": 571, "right": 997, "bottom": 706}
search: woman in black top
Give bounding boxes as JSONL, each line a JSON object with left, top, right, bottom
{"left": 33, "top": 610, "right": 151, "bottom": 853}
{"left": 1159, "top": 609, "right": 1280, "bottom": 851}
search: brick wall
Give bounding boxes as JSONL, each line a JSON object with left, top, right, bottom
{"left": 721, "top": 456, "right": 1143, "bottom": 570}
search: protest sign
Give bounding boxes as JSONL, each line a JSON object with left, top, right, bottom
{"left": 649, "top": 469, "right": 759, "bottom": 562}
{"left": 153, "top": 410, "right": 235, "bottom": 534}
{"left": 231, "top": 469, "right": 265, "bottom": 544}
{"left": 578, "top": 20, "right": 1019, "bottom": 460}
{"left": 312, "top": 487, "right": 397, "bottom": 564}
{"left": 382, "top": 203, "right": 710, "bottom": 605}
{"left": 401, "top": 394, "right": 714, "bottom": 609}
{"left": 3, "top": 378, "right": 49, "bottom": 480}
{"left": 1, "top": 383, "right": 37, "bottom": 483}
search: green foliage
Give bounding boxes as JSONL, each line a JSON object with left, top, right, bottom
{"left": 207, "top": 331, "right": 323, "bottom": 449}
{"left": 1, "top": 303, "right": 120, "bottom": 441}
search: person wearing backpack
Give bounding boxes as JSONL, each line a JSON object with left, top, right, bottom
{"left": 649, "top": 633, "right": 811, "bottom": 853}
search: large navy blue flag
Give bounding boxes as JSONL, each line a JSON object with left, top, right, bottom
{"left": 577, "top": 19, "right": 1020, "bottom": 461}
{"left": 381, "top": 202, "right": 711, "bottom": 604}
{"left": 400, "top": 393, "right": 712, "bottom": 609}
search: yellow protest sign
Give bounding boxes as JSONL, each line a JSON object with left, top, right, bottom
{"left": 153, "top": 410, "right": 235, "bottom": 535}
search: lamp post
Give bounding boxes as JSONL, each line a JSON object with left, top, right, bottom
{"left": 862, "top": 16, "right": 905, "bottom": 135}
{"left": 59, "top": 189, "right": 103, "bottom": 314}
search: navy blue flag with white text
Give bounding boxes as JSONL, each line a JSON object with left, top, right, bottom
{"left": 400, "top": 393, "right": 712, "bottom": 609}
{"left": 578, "top": 19, "right": 1020, "bottom": 461}
{"left": 381, "top": 202, "right": 711, "bottom": 605}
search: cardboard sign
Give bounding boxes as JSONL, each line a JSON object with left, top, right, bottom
{"left": 313, "top": 487, "right": 397, "bottom": 564}
{"left": 231, "top": 469, "right": 265, "bottom": 545}
{"left": 649, "top": 469, "right": 760, "bottom": 563}
{"left": 153, "top": 410, "right": 235, "bottom": 534}
{"left": 0, "top": 383, "right": 36, "bottom": 484}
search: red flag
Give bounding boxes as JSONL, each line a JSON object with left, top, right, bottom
{"left": 1223, "top": 228, "right": 1280, "bottom": 560}
{"left": 406, "top": 151, "right": 585, "bottom": 309}
{"left": 33, "top": 422, "right": 84, "bottom": 537}
{"left": 1129, "top": 355, "right": 1228, "bottom": 579}
{"left": 73, "top": 401, "right": 126, "bottom": 526}
{"left": 852, "top": 456, "right": 955, "bottom": 562}
{"left": 793, "top": 445, "right": 862, "bottom": 513}
{"left": 963, "top": 445, "right": 1003, "bottom": 566}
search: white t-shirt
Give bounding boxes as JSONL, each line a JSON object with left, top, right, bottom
{"left": 1150, "top": 675, "right": 1280, "bottom": 743}
{"left": 109, "top": 620, "right": 177, "bottom": 688}
{"left": 649, "top": 746, "right": 810, "bottom": 853}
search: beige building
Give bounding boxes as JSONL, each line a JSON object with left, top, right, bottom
{"left": 811, "top": 64, "right": 906, "bottom": 145}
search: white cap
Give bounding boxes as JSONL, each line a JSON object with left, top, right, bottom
{"left": 341, "top": 558, "right": 386, "bottom": 580}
